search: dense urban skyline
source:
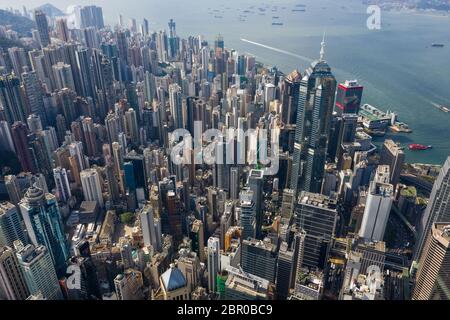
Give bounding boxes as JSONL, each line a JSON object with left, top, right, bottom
{"left": 0, "top": 1, "right": 449, "bottom": 302}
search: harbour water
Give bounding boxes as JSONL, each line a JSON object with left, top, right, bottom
{"left": 6, "top": 0, "right": 450, "bottom": 164}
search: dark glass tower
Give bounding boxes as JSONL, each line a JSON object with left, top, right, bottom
{"left": 291, "top": 38, "right": 337, "bottom": 194}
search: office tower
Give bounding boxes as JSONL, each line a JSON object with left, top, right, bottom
{"left": 167, "top": 19, "right": 177, "bottom": 59}
{"left": 169, "top": 84, "right": 183, "bottom": 129}
{"left": 114, "top": 269, "right": 144, "bottom": 300}
{"left": 8, "top": 47, "right": 28, "bottom": 77}
{"left": 191, "top": 220, "right": 206, "bottom": 262}
{"left": 5, "top": 175, "right": 23, "bottom": 206}
{"left": 124, "top": 108, "right": 139, "bottom": 144}
{"left": 79, "top": 6, "right": 104, "bottom": 29}
{"left": 281, "top": 189, "right": 296, "bottom": 219}
{"left": 224, "top": 266, "right": 270, "bottom": 300}
{"left": 15, "top": 242, "right": 63, "bottom": 300}
{"left": 0, "top": 75, "right": 27, "bottom": 124}
{"left": 294, "top": 192, "right": 338, "bottom": 269}
{"left": 159, "top": 264, "right": 189, "bottom": 300}
{"left": 415, "top": 157, "right": 450, "bottom": 262}
{"left": 22, "top": 70, "right": 47, "bottom": 127}
{"left": 328, "top": 113, "right": 359, "bottom": 163}
{"left": 52, "top": 62, "right": 75, "bottom": 91}
{"left": 56, "top": 18, "right": 70, "bottom": 42}
{"left": 335, "top": 80, "right": 364, "bottom": 115}
{"left": 413, "top": 223, "right": 450, "bottom": 300}
{"left": 19, "top": 186, "right": 69, "bottom": 277}
{"left": 276, "top": 242, "right": 295, "bottom": 300}
{"left": 241, "top": 238, "right": 277, "bottom": 283}
{"left": 248, "top": 170, "right": 264, "bottom": 239}
{"left": 207, "top": 237, "right": 220, "bottom": 293}
{"left": 359, "top": 166, "right": 394, "bottom": 242}
{"left": 0, "top": 202, "right": 27, "bottom": 247}
{"left": 11, "top": 122, "right": 35, "bottom": 172}
{"left": 80, "top": 169, "right": 104, "bottom": 208}
{"left": 142, "top": 18, "right": 149, "bottom": 36}
{"left": 34, "top": 10, "right": 51, "bottom": 48}
{"left": 0, "top": 121, "right": 15, "bottom": 152}
{"left": 53, "top": 167, "right": 71, "bottom": 203}
{"left": 291, "top": 38, "right": 337, "bottom": 194}
{"left": 0, "top": 246, "right": 29, "bottom": 300}
{"left": 76, "top": 48, "right": 95, "bottom": 98}
{"left": 379, "top": 139, "right": 405, "bottom": 186}
{"left": 83, "top": 27, "right": 100, "bottom": 49}
{"left": 140, "top": 204, "right": 160, "bottom": 251}
{"left": 281, "top": 70, "right": 302, "bottom": 125}
{"left": 238, "top": 190, "right": 256, "bottom": 241}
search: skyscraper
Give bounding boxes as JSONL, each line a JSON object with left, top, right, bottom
{"left": 207, "top": 237, "right": 220, "bottom": 293}
{"left": 11, "top": 122, "right": 35, "bottom": 173}
{"left": 238, "top": 190, "right": 256, "bottom": 241}
{"left": 0, "top": 75, "right": 27, "bottom": 124}
{"left": 19, "top": 186, "right": 69, "bottom": 277}
{"left": 79, "top": 5, "right": 105, "bottom": 29}
{"left": 21, "top": 69, "right": 47, "bottom": 127}
{"left": 335, "top": 80, "right": 364, "bottom": 115}
{"left": 413, "top": 223, "right": 450, "bottom": 300}
{"left": 247, "top": 170, "right": 264, "bottom": 239}
{"left": 291, "top": 38, "right": 337, "bottom": 194}
{"left": 80, "top": 169, "right": 104, "bottom": 208}
{"left": 294, "top": 192, "right": 338, "bottom": 269}
{"left": 241, "top": 238, "right": 277, "bottom": 283}
{"left": 140, "top": 204, "right": 160, "bottom": 251}
{"left": 0, "top": 202, "right": 27, "bottom": 247}
{"left": 53, "top": 167, "right": 72, "bottom": 203}
{"left": 415, "top": 157, "right": 450, "bottom": 262}
{"left": 359, "top": 166, "right": 394, "bottom": 242}
{"left": 15, "top": 242, "right": 63, "bottom": 300}
{"left": 276, "top": 242, "right": 295, "bottom": 300}
{"left": 34, "top": 10, "right": 51, "bottom": 48}
{"left": 169, "top": 84, "right": 183, "bottom": 129}
{"left": 0, "top": 246, "right": 30, "bottom": 300}
{"left": 380, "top": 139, "right": 405, "bottom": 187}
{"left": 281, "top": 70, "right": 302, "bottom": 126}
{"left": 56, "top": 18, "right": 70, "bottom": 42}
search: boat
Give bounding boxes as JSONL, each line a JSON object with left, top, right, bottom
{"left": 272, "top": 16, "right": 280, "bottom": 19}
{"left": 409, "top": 144, "right": 433, "bottom": 151}
{"left": 431, "top": 43, "right": 445, "bottom": 47}
{"left": 389, "top": 122, "right": 412, "bottom": 133}
{"left": 272, "top": 22, "right": 284, "bottom": 26}
{"left": 432, "top": 102, "right": 450, "bottom": 113}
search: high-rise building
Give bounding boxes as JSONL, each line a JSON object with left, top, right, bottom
{"left": 0, "top": 75, "right": 27, "bottom": 124}
{"left": 5, "top": 175, "right": 23, "bottom": 206}
{"left": 53, "top": 167, "right": 72, "bottom": 203}
{"left": 11, "top": 122, "right": 35, "bottom": 173}
{"left": 0, "top": 202, "right": 27, "bottom": 247}
{"left": 56, "top": 18, "right": 70, "bottom": 42}
{"left": 413, "top": 223, "right": 450, "bottom": 300}
{"left": 191, "top": 220, "right": 205, "bottom": 262}
{"left": 241, "top": 238, "right": 277, "bottom": 283}
{"left": 281, "top": 70, "right": 302, "bottom": 125}
{"left": 248, "top": 170, "right": 264, "bottom": 239}
{"left": 359, "top": 166, "right": 394, "bottom": 242}
{"left": 335, "top": 80, "right": 364, "bottom": 115}
{"left": 19, "top": 186, "right": 69, "bottom": 276}
{"left": 34, "top": 10, "right": 51, "bottom": 48}
{"left": 169, "top": 84, "right": 183, "bottom": 129}
{"left": 15, "top": 242, "right": 63, "bottom": 300}
{"left": 140, "top": 204, "right": 160, "bottom": 251}
{"left": 415, "top": 157, "right": 450, "bottom": 262}
{"left": 224, "top": 266, "right": 270, "bottom": 300}
{"left": 291, "top": 38, "right": 337, "bottom": 194}
{"left": 379, "top": 139, "right": 405, "bottom": 187}
{"left": 80, "top": 169, "right": 104, "bottom": 208}
{"left": 52, "top": 62, "right": 75, "bottom": 91}
{"left": 21, "top": 70, "right": 47, "bottom": 127}
{"left": 207, "top": 237, "right": 220, "bottom": 293}
{"left": 7, "top": 47, "right": 28, "bottom": 78}
{"left": 0, "top": 121, "right": 15, "bottom": 153}
{"left": 0, "top": 246, "right": 30, "bottom": 300}
{"left": 238, "top": 190, "right": 256, "bottom": 241}
{"left": 79, "top": 5, "right": 104, "bottom": 29}
{"left": 276, "top": 242, "right": 295, "bottom": 299}
{"left": 294, "top": 192, "right": 338, "bottom": 269}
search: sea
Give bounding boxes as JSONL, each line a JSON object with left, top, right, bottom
{"left": 4, "top": 0, "right": 450, "bottom": 165}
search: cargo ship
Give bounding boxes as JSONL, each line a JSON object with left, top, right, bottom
{"left": 409, "top": 144, "right": 432, "bottom": 151}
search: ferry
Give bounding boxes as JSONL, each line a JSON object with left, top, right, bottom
{"left": 409, "top": 144, "right": 433, "bottom": 151}
{"left": 431, "top": 43, "right": 445, "bottom": 47}
{"left": 389, "top": 122, "right": 412, "bottom": 133}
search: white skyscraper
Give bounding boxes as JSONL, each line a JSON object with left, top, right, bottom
{"left": 140, "top": 203, "right": 160, "bottom": 251}
{"left": 359, "top": 166, "right": 394, "bottom": 242}
{"left": 207, "top": 237, "right": 220, "bottom": 293}
{"left": 80, "top": 168, "right": 104, "bottom": 207}
{"left": 53, "top": 167, "right": 72, "bottom": 203}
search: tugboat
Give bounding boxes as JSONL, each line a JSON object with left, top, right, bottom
{"left": 409, "top": 144, "right": 433, "bottom": 151}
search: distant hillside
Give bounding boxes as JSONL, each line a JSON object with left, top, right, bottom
{"left": 0, "top": 36, "right": 27, "bottom": 52}
{"left": 35, "top": 3, "right": 65, "bottom": 18}
{"left": 0, "top": 10, "right": 35, "bottom": 36}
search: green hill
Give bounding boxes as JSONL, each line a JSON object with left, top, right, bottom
{"left": 0, "top": 9, "right": 35, "bottom": 36}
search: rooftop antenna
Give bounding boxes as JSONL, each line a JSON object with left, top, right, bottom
{"left": 319, "top": 31, "right": 326, "bottom": 61}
